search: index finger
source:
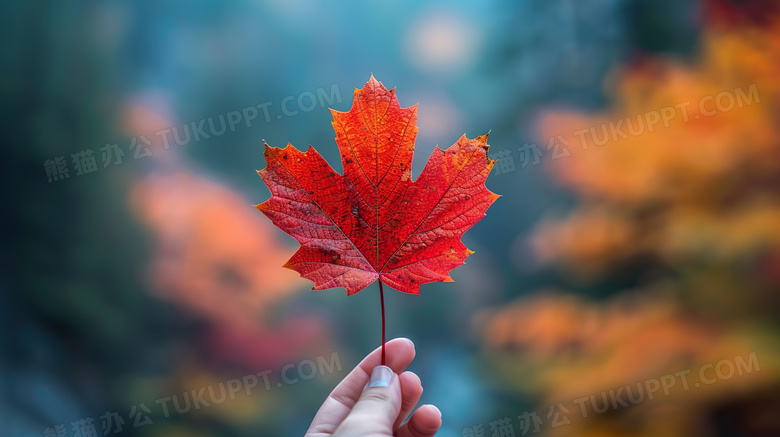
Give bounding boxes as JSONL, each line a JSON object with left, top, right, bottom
{"left": 306, "top": 338, "right": 416, "bottom": 435}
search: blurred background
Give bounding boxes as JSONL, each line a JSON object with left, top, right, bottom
{"left": 3, "top": 0, "right": 780, "bottom": 436}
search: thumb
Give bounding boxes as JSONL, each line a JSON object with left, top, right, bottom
{"left": 333, "top": 366, "right": 402, "bottom": 437}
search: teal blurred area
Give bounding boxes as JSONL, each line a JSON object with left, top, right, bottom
{"left": 3, "top": 0, "right": 780, "bottom": 436}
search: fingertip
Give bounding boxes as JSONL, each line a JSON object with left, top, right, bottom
{"left": 401, "top": 370, "right": 421, "bottom": 386}
{"left": 399, "top": 371, "right": 424, "bottom": 402}
{"left": 359, "top": 339, "right": 417, "bottom": 382}
{"left": 421, "top": 404, "right": 441, "bottom": 420}
{"left": 385, "top": 338, "right": 416, "bottom": 372}
{"left": 389, "top": 337, "right": 415, "bottom": 353}
{"left": 399, "top": 404, "right": 442, "bottom": 437}
{"left": 416, "top": 404, "right": 442, "bottom": 428}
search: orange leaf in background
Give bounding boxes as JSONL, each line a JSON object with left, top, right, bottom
{"left": 131, "top": 171, "right": 300, "bottom": 329}
{"left": 256, "top": 75, "right": 498, "bottom": 296}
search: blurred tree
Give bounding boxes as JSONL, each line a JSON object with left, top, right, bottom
{"left": 478, "top": 2, "right": 780, "bottom": 436}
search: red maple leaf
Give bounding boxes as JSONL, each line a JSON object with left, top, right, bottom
{"left": 256, "top": 75, "right": 498, "bottom": 296}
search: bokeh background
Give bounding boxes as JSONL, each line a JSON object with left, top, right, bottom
{"left": 3, "top": 0, "right": 780, "bottom": 436}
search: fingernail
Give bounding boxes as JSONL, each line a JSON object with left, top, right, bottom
{"left": 368, "top": 365, "right": 393, "bottom": 388}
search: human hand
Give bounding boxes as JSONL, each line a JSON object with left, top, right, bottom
{"left": 305, "top": 338, "right": 442, "bottom": 437}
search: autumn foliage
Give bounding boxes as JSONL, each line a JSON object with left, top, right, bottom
{"left": 478, "top": 8, "right": 780, "bottom": 437}
{"left": 256, "top": 75, "right": 498, "bottom": 295}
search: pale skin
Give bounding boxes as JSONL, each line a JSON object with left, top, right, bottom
{"left": 305, "top": 338, "right": 442, "bottom": 437}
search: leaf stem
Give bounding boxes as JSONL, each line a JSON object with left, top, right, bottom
{"left": 379, "top": 280, "right": 386, "bottom": 366}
